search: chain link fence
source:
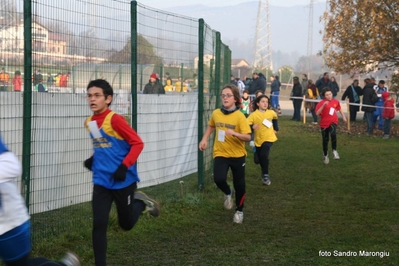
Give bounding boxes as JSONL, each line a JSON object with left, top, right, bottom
{"left": 0, "top": 0, "right": 231, "bottom": 243}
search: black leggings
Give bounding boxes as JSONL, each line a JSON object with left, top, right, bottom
{"left": 321, "top": 124, "right": 337, "bottom": 156}
{"left": 213, "top": 156, "right": 246, "bottom": 212}
{"left": 255, "top": 142, "right": 273, "bottom": 175}
{"left": 92, "top": 183, "right": 145, "bottom": 266}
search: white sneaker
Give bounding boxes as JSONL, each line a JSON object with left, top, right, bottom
{"left": 249, "top": 141, "right": 255, "bottom": 147}
{"left": 224, "top": 187, "right": 234, "bottom": 210}
{"left": 332, "top": 150, "right": 340, "bottom": 159}
{"left": 233, "top": 211, "right": 244, "bottom": 223}
{"left": 323, "top": 155, "right": 329, "bottom": 164}
{"left": 262, "top": 174, "right": 271, "bottom": 186}
{"left": 61, "top": 252, "right": 80, "bottom": 266}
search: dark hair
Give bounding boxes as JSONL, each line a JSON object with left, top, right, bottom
{"left": 275, "top": 75, "right": 279, "bottom": 80}
{"left": 15, "top": 70, "right": 21, "bottom": 75}
{"left": 353, "top": 79, "right": 359, "bottom": 84}
{"left": 321, "top": 87, "right": 332, "bottom": 97}
{"left": 302, "top": 74, "right": 307, "bottom": 78}
{"left": 323, "top": 72, "right": 328, "bottom": 76}
{"left": 243, "top": 89, "right": 249, "bottom": 94}
{"left": 379, "top": 80, "right": 385, "bottom": 84}
{"left": 221, "top": 84, "right": 241, "bottom": 109}
{"left": 255, "top": 90, "right": 264, "bottom": 97}
{"left": 87, "top": 79, "right": 114, "bottom": 106}
{"left": 253, "top": 95, "right": 270, "bottom": 111}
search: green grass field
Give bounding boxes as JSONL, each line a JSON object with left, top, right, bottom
{"left": 31, "top": 117, "right": 399, "bottom": 266}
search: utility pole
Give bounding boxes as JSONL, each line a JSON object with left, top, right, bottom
{"left": 307, "top": 0, "right": 314, "bottom": 77}
{"left": 253, "top": 0, "right": 272, "bottom": 74}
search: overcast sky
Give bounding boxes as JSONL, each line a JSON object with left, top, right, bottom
{"left": 141, "top": 0, "right": 327, "bottom": 9}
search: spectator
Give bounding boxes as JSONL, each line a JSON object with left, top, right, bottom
{"left": 301, "top": 74, "right": 308, "bottom": 96}
{"left": 381, "top": 91, "right": 395, "bottom": 139}
{"left": 249, "top": 72, "right": 266, "bottom": 95}
{"left": 164, "top": 72, "right": 170, "bottom": 85}
{"left": 230, "top": 75, "right": 237, "bottom": 86}
{"left": 236, "top": 77, "right": 245, "bottom": 96}
{"left": 59, "top": 72, "right": 70, "bottom": 88}
{"left": 270, "top": 75, "right": 281, "bottom": 112}
{"left": 244, "top": 76, "right": 252, "bottom": 92}
{"left": 330, "top": 77, "right": 340, "bottom": 98}
{"left": 373, "top": 80, "right": 388, "bottom": 130}
{"left": 341, "top": 79, "right": 363, "bottom": 122}
{"left": 305, "top": 79, "right": 319, "bottom": 124}
{"left": 361, "top": 79, "right": 378, "bottom": 134}
{"left": 174, "top": 76, "right": 182, "bottom": 92}
{"left": 12, "top": 70, "right": 22, "bottom": 92}
{"left": 34, "top": 79, "right": 48, "bottom": 92}
{"left": 47, "top": 73, "right": 55, "bottom": 86}
{"left": 0, "top": 68, "right": 10, "bottom": 91}
{"left": 164, "top": 77, "right": 173, "bottom": 92}
{"left": 143, "top": 73, "right": 165, "bottom": 94}
{"left": 290, "top": 76, "right": 303, "bottom": 122}
{"left": 33, "top": 69, "right": 43, "bottom": 86}
{"left": 183, "top": 78, "right": 190, "bottom": 92}
{"left": 315, "top": 72, "right": 331, "bottom": 98}
{"left": 54, "top": 73, "right": 61, "bottom": 87}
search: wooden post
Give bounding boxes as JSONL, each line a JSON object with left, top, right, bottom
{"left": 346, "top": 99, "right": 350, "bottom": 131}
{"left": 303, "top": 95, "right": 307, "bottom": 124}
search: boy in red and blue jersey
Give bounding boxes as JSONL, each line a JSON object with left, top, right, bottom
{"left": 84, "top": 79, "right": 160, "bottom": 266}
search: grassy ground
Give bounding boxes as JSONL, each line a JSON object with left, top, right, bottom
{"left": 31, "top": 117, "right": 399, "bottom": 266}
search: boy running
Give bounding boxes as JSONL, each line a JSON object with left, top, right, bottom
{"left": 84, "top": 79, "right": 160, "bottom": 266}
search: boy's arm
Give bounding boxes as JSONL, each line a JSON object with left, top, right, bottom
{"left": 199, "top": 126, "right": 215, "bottom": 151}
{"left": 0, "top": 151, "right": 22, "bottom": 181}
{"left": 111, "top": 114, "right": 144, "bottom": 168}
{"left": 338, "top": 106, "right": 347, "bottom": 123}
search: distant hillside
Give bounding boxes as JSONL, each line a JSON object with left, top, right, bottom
{"left": 164, "top": 1, "right": 327, "bottom": 69}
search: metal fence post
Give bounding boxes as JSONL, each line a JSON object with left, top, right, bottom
{"left": 22, "top": 0, "right": 33, "bottom": 210}
{"left": 131, "top": 1, "right": 138, "bottom": 129}
{"left": 215, "top": 31, "right": 221, "bottom": 107}
{"left": 197, "top": 18, "right": 205, "bottom": 191}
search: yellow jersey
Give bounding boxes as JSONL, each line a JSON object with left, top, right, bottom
{"left": 174, "top": 81, "right": 182, "bottom": 92}
{"left": 208, "top": 109, "right": 251, "bottom": 158}
{"left": 247, "top": 109, "right": 278, "bottom": 147}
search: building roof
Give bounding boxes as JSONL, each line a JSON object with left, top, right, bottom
{"left": 231, "top": 59, "right": 250, "bottom": 66}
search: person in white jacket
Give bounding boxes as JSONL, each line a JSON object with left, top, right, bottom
{"left": 0, "top": 134, "right": 80, "bottom": 266}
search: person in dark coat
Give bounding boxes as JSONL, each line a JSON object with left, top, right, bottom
{"left": 315, "top": 72, "right": 332, "bottom": 98}
{"left": 290, "top": 76, "right": 303, "bottom": 121}
{"left": 248, "top": 72, "right": 266, "bottom": 95}
{"left": 341, "top": 79, "right": 363, "bottom": 122}
{"left": 143, "top": 73, "right": 165, "bottom": 94}
{"left": 361, "top": 79, "right": 378, "bottom": 134}
{"left": 330, "top": 77, "right": 340, "bottom": 98}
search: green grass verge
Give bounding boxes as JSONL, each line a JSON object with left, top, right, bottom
{"left": 30, "top": 117, "right": 399, "bottom": 265}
